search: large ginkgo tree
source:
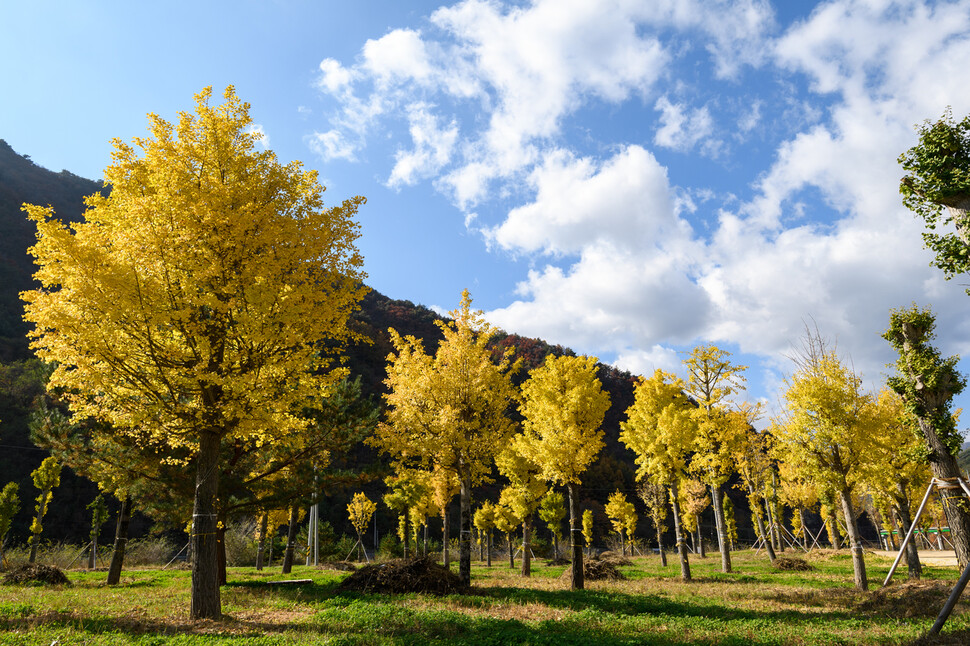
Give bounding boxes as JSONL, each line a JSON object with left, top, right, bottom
{"left": 22, "top": 87, "right": 366, "bottom": 619}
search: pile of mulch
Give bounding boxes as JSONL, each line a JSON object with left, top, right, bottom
{"left": 337, "top": 557, "right": 467, "bottom": 595}
{"left": 559, "top": 556, "right": 625, "bottom": 581}
{"left": 3, "top": 564, "right": 71, "bottom": 586}
{"left": 773, "top": 556, "right": 814, "bottom": 571}
{"left": 597, "top": 551, "right": 633, "bottom": 566}
{"left": 319, "top": 561, "right": 358, "bottom": 572}
{"left": 860, "top": 581, "right": 951, "bottom": 619}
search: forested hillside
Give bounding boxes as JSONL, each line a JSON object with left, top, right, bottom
{"left": 0, "top": 141, "right": 650, "bottom": 549}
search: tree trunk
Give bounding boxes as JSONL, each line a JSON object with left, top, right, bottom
{"left": 521, "top": 517, "right": 532, "bottom": 576}
{"left": 190, "top": 430, "right": 222, "bottom": 620}
{"left": 442, "top": 508, "right": 450, "bottom": 568}
{"left": 895, "top": 481, "right": 922, "bottom": 580}
{"left": 748, "top": 487, "right": 776, "bottom": 562}
{"left": 459, "top": 474, "right": 472, "bottom": 586}
{"left": 106, "top": 495, "right": 132, "bottom": 585}
{"left": 620, "top": 528, "right": 626, "bottom": 557}
{"left": 486, "top": 530, "right": 492, "bottom": 567}
{"left": 88, "top": 537, "right": 98, "bottom": 570}
{"left": 695, "top": 521, "right": 705, "bottom": 557}
{"left": 402, "top": 512, "right": 410, "bottom": 559}
{"left": 567, "top": 482, "right": 584, "bottom": 590}
{"left": 508, "top": 534, "right": 515, "bottom": 569}
{"left": 710, "top": 483, "right": 731, "bottom": 572}
{"left": 798, "top": 508, "right": 809, "bottom": 550}
{"left": 552, "top": 531, "right": 559, "bottom": 560}
{"left": 839, "top": 488, "right": 868, "bottom": 591}
{"left": 655, "top": 523, "right": 668, "bottom": 567}
{"left": 28, "top": 490, "right": 51, "bottom": 564}
{"left": 217, "top": 521, "right": 227, "bottom": 586}
{"left": 255, "top": 513, "right": 268, "bottom": 571}
{"left": 281, "top": 504, "right": 298, "bottom": 575}
{"left": 825, "top": 506, "right": 841, "bottom": 548}
{"left": 479, "top": 528, "right": 484, "bottom": 561}
{"left": 924, "top": 433, "right": 970, "bottom": 569}
{"left": 668, "top": 481, "right": 691, "bottom": 582}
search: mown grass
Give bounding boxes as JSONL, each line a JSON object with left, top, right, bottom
{"left": 2, "top": 550, "right": 969, "bottom": 645}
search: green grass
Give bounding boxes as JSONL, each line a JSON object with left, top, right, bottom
{"left": 2, "top": 550, "right": 969, "bottom": 645}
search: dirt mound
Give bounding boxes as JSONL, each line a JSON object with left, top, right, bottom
{"left": 3, "top": 564, "right": 71, "bottom": 586}
{"left": 860, "top": 580, "right": 951, "bottom": 618}
{"left": 337, "top": 557, "right": 467, "bottom": 595}
{"left": 560, "top": 558, "right": 625, "bottom": 581}
{"left": 773, "top": 556, "right": 814, "bottom": 571}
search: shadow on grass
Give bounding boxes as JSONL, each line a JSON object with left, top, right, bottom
{"left": 2, "top": 580, "right": 950, "bottom": 645}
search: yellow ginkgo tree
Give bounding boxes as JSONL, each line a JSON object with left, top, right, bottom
{"left": 620, "top": 369, "right": 697, "bottom": 582}
{"left": 604, "top": 491, "right": 637, "bottom": 556}
{"left": 684, "top": 344, "right": 747, "bottom": 573}
{"left": 496, "top": 444, "right": 546, "bottom": 576}
{"left": 21, "top": 87, "right": 366, "bottom": 619}
{"left": 516, "top": 354, "right": 610, "bottom": 590}
{"left": 772, "top": 335, "right": 879, "bottom": 591}
{"left": 347, "top": 493, "right": 377, "bottom": 562}
{"left": 371, "top": 290, "right": 517, "bottom": 586}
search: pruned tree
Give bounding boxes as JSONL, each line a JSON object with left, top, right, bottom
{"left": 371, "top": 289, "right": 517, "bottom": 586}
{"left": 21, "top": 87, "right": 366, "bottom": 619}
{"left": 884, "top": 304, "right": 970, "bottom": 569}
{"left": 28, "top": 457, "right": 61, "bottom": 564}
{"left": 516, "top": 354, "right": 610, "bottom": 590}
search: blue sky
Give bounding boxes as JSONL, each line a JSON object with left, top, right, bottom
{"left": 4, "top": 0, "right": 970, "bottom": 423}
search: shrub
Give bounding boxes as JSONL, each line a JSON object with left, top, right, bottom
{"left": 378, "top": 534, "right": 403, "bottom": 559}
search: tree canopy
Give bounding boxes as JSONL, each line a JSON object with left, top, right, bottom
{"left": 899, "top": 108, "right": 970, "bottom": 284}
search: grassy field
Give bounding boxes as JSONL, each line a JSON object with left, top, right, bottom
{"left": 2, "top": 549, "right": 969, "bottom": 645}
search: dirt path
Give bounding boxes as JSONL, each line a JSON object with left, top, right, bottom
{"left": 872, "top": 549, "right": 959, "bottom": 567}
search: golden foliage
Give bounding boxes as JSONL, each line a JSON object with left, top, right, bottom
{"left": 22, "top": 86, "right": 366, "bottom": 451}
{"left": 516, "top": 354, "right": 610, "bottom": 486}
